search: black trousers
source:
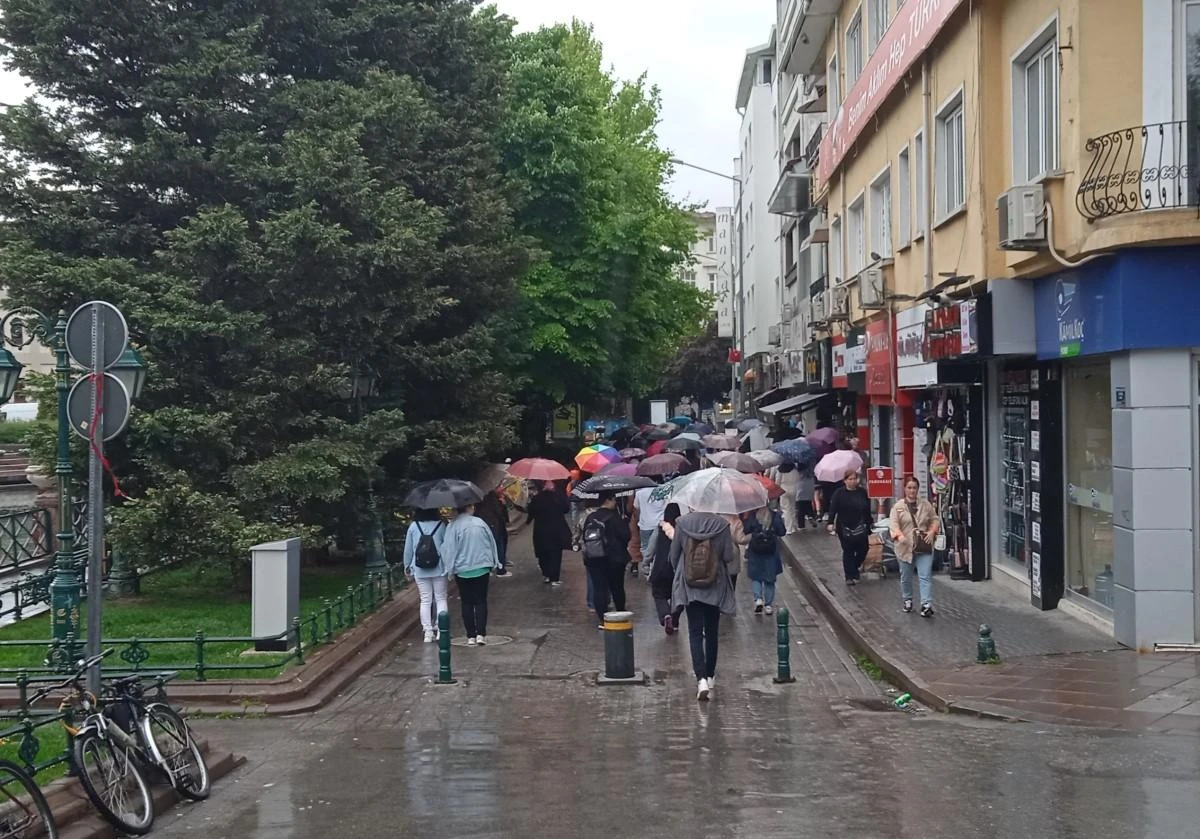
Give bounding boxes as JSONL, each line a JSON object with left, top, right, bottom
{"left": 651, "top": 579, "right": 683, "bottom": 625}
{"left": 796, "top": 499, "right": 815, "bottom": 526}
{"left": 839, "top": 535, "right": 869, "bottom": 581}
{"left": 685, "top": 602, "right": 721, "bottom": 680}
{"left": 456, "top": 574, "right": 490, "bottom": 637}
{"left": 588, "top": 562, "right": 627, "bottom": 625}
{"left": 536, "top": 547, "right": 564, "bottom": 582}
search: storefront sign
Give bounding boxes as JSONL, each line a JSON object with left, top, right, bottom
{"left": 817, "top": 0, "right": 968, "bottom": 185}
{"left": 831, "top": 334, "right": 866, "bottom": 388}
{"left": 867, "top": 467, "right": 894, "bottom": 499}
{"left": 923, "top": 300, "right": 979, "bottom": 361}
{"left": 896, "top": 305, "right": 937, "bottom": 388}
{"left": 716, "top": 274, "right": 734, "bottom": 339}
{"left": 865, "top": 319, "right": 892, "bottom": 396}
{"left": 551, "top": 404, "right": 581, "bottom": 439}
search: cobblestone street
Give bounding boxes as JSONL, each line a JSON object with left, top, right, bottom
{"left": 154, "top": 534, "right": 1200, "bottom": 838}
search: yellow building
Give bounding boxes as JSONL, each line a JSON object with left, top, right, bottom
{"left": 780, "top": 0, "right": 1200, "bottom": 647}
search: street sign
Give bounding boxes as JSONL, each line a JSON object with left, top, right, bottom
{"left": 66, "top": 373, "right": 130, "bottom": 442}
{"left": 65, "top": 301, "right": 127, "bottom": 370}
{"left": 867, "top": 466, "right": 894, "bottom": 499}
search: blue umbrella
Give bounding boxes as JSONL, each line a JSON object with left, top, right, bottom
{"left": 771, "top": 437, "right": 817, "bottom": 466}
{"left": 668, "top": 416, "right": 692, "bottom": 426}
{"left": 685, "top": 422, "right": 715, "bottom": 436}
{"left": 738, "top": 418, "right": 764, "bottom": 433}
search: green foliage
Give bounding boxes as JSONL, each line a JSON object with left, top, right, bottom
{"left": 0, "top": 0, "right": 527, "bottom": 578}
{"left": 658, "top": 320, "right": 734, "bottom": 405}
{"left": 500, "top": 22, "right": 709, "bottom": 406}
{"left": 0, "top": 422, "right": 32, "bottom": 445}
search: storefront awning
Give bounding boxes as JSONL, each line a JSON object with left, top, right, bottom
{"left": 760, "top": 392, "right": 825, "bottom": 415}
{"left": 767, "top": 170, "right": 813, "bottom": 215}
{"left": 754, "top": 387, "right": 789, "bottom": 406}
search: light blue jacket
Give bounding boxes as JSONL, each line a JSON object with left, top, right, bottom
{"left": 444, "top": 514, "right": 500, "bottom": 577}
{"left": 403, "top": 520, "right": 448, "bottom": 579}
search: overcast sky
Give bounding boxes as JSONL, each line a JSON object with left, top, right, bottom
{"left": 0, "top": 1, "right": 777, "bottom": 210}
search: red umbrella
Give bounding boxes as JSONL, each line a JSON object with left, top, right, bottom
{"left": 646, "top": 439, "right": 669, "bottom": 456}
{"left": 508, "top": 458, "right": 570, "bottom": 481}
{"left": 753, "top": 473, "right": 785, "bottom": 500}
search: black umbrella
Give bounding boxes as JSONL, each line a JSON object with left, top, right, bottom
{"left": 609, "top": 426, "right": 639, "bottom": 447}
{"left": 686, "top": 423, "right": 715, "bottom": 436}
{"left": 572, "top": 474, "right": 657, "bottom": 496}
{"left": 645, "top": 427, "right": 672, "bottom": 441}
{"left": 724, "top": 418, "right": 743, "bottom": 430}
{"left": 404, "top": 479, "right": 484, "bottom": 509}
{"left": 666, "top": 436, "right": 703, "bottom": 452}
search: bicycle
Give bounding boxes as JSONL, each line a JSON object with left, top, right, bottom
{"left": 0, "top": 757, "right": 57, "bottom": 839}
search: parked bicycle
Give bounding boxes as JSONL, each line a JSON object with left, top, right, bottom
{"left": 39, "top": 650, "right": 209, "bottom": 835}
{"left": 0, "top": 757, "right": 56, "bottom": 838}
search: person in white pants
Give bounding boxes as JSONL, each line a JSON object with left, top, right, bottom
{"left": 404, "top": 509, "right": 450, "bottom": 642}
{"left": 772, "top": 463, "right": 801, "bottom": 534}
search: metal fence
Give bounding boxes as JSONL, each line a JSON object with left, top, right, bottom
{"left": 1077, "top": 119, "right": 1200, "bottom": 220}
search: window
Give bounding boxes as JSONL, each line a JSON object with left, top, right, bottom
{"left": 869, "top": 0, "right": 889, "bottom": 53}
{"left": 847, "top": 194, "right": 866, "bottom": 277}
{"left": 914, "top": 130, "right": 927, "bottom": 237}
{"left": 935, "top": 93, "right": 966, "bottom": 218}
{"left": 870, "top": 169, "right": 892, "bottom": 259}
{"left": 761, "top": 58, "right": 773, "bottom": 84}
{"left": 846, "top": 11, "right": 864, "bottom": 87}
{"left": 707, "top": 272, "right": 717, "bottom": 292}
{"left": 827, "top": 55, "right": 841, "bottom": 120}
{"left": 1013, "top": 26, "right": 1059, "bottom": 183}
{"left": 897, "top": 146, "right": 911, "bottom": 245}
{"left": 829, "top": 217, "right": 843, "bottom": 283}
{"left": 706, "top": 235, "right": 715, "bottom": 252}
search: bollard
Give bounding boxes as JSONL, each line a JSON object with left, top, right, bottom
{"left": 597, "top": 610, "right": 645, "bottom": 685}
{"left": 977, "top": 623, "right": 999, "bottom": 663}
{"left": 436, "top": 611, "right": 456, "bottom": 684}
{"left": 773, "top": 607, "right": 796, "bottom": 684}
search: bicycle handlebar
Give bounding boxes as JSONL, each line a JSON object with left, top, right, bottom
{"left": 26, "top": 648, "right": 115, "bottom": 705}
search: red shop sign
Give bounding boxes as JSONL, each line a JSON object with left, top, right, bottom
{"left": 922, "top": 303, "right": 961, "bottom": 362}
{"left": 865, "top": 319, "right": 892, "bottom": 396}
{"left": 818, "top": 0, "right": 968, "bottom": 186}
{"left": 867, "top": 467, "right": 894, "bottom": 499}
{"left": 831, "top": 334, "right": 848, "bottom": 389}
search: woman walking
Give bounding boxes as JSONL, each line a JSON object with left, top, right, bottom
{"left": 647, "top": 503, "right": 684, "bottom": 634}
{"left": 444, "top": 503, "right": 501, "bottom": 646}
{"left": 826, "top": 469, "right": 873, "bottom": 585}
{"left": 669, "top": 512, "right": 739, "bottom": 701}
{"left": 890, "top": 475, "right": 941, "bottom": 617}
{"left": 796, "top": 465, "right": 816, "bottom": 529}
{"left": 527, "top": 481, "right": 572, "bottom": 586}
{"left": 773, "top": 463, "right": 800, "bottom": 534}
{"left": 744, "top": 505, "right": 786, "bottom": 614}
{"left": 403, "top": 509, "right": 449, "bottom": 643}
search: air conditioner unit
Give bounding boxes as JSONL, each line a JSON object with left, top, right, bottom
{"left": 783, "top": 302, "right": 794, "bottom": 322}
{"left": 768, "top": 324, "right": 782, "bottom": 346}
{"left": 828, "top": 287, "right": 850, "bottom": 320}
{"left": 810, "top": 291, "right": 827, "bottom": 324}
{"left": 859, "top": 267, "right": 885, "bottom": 308}
{"left": 998, "top": 184, "right": 1046, "bottom": 250}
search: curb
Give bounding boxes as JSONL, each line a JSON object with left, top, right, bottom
{"left": 780, "top": 538, "right": 1028, "bottom": 725}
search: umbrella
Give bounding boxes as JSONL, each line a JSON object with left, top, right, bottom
{"left": 508, "top": 457, "right": 570, "bottom": 481}
{"left": 723, "top": 453, "right": 766, "bottom": 473}
{"left": 619, "top": 447, "right": 647, "bottom": 462}
{"left": 676, "top": 432, "right": 703, "bottom": 442}
{"left": 705, "top": 450, "right": 734, "bottom": 467}
{"left": 724, "top": 418, "right": 742, "bottom": 429}
{"left": 749, "top": 450, "right": 784, "bottom": 470}
{"left": 645, "top": 426, "right": 672, "bottom": 441}
{"left": 806, "top": 427, "right": 841, "bottom": 458}
{"left": 658, "top": 467, "right": 769, "bottom": 515}
{"left": 667, "top": 416, "right": 692, "bottom": 426}
{"left": 404, "top": 479, "right": 484, "bottom": 509}
{"left": 702, "top": 434, "right": 739, "bottom": 451}
{"left": 474, "top": 463, "right": 509, "bottom": 492}
{"left": 753, "top": 473, "right": 785, "bottom": 500}
{"left": 738, "top": 418, "right": 764, "bottom": 433}
{"left": 666, "top": 436, "right": 702, "bottom": 452}
{"left": 646, "top": 439, "right": 669, "bottom": 456}
{"left": 686, "top": 422, "right": 715, "bottom": 436}
{"left": 636, "top": 452, "right": 693, "bottom": 477}
{"left": 771, "top": 437, "right": 816, "bottom": 466}
{"left": 575, "top": 444, "right": 621, "bottom": 472}
{"left": 573, "top": 474, "right": 657, "bottom": 496}
{"left": 814, "top": 449, "right": 864, "bottom": 483}
{"left": 598, "top": 461, "right": 639, "bottom": 477}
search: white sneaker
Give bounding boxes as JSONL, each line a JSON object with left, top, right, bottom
{"left": 696, "top": 678, "right": 710, "bottom": 701}
{"left": 476, "top": 635, "right": 487, "bottom": 645}
{"left": 466, "top": 637, "right": 477, "bottom": 647}
{"left": 707, "top": 676, "right": 715, "bottom": 693}
{"left": 422, "top": 630, "right": 435, "bottom": 643}
{"left": 754, "top": 599, "right": 764, "bottom": 614}
{"left": 764, "top": 605, "right": 774, "bottom": 616}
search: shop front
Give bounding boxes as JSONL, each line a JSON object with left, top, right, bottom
{"left": 833, "top": 327, "right": 869, "bottom": 453}
{"left": 1033, "top": 246, "right": 1200, "bottom": 647}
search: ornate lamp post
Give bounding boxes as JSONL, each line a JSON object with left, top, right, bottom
{"left": 346, "top": 367, "right": 387, "bottom": 576}
{"left": 105, "top": 346, "right": 149, "bottom": 596}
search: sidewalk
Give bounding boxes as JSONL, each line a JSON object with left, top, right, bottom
{"left": 783, "top": 530, "right": 1200, "bottom": 734}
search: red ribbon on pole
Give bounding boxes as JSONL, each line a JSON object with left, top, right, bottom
{"left": 85, "top": 372, "right": 127, "bottom": 499}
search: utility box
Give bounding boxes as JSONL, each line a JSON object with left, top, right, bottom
{"left": 251, "top": 538, "right": 301, "bottom": 652}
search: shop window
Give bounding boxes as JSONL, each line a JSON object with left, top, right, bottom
{"left": 1065, "top": 363, "right": 1114, "bottom": 608}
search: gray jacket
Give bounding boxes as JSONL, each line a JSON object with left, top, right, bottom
{"left": 669, "top": 513, "right": 739, "bottom": 615}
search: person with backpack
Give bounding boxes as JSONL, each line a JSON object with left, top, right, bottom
{"left": 743, "top": 505, "right": 786, "bottom": 615}
{"left": 444, "top": 503, "right": 501, "bottom": 646}
{"left": 646, "top": 503, "right": 684, "bottom": 634}
{"left": 669, "top": 511, "right": 739, "bottom": 701}
{"left": 580, "top": 492, "right": 633, "bottom": 628}
{"left": 403, "top": 509, "right": 450, "bottom": 643}
{"left": 527, "top": 480, "right": 572, "bottom": 586}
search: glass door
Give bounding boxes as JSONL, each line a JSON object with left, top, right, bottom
{"left": 1064, "top": 363, "right": 1114, "bottom": 609}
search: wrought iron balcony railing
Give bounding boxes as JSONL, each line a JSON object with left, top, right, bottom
{"left": 1076, "top": 120, "right": 1200, "bottom": 221}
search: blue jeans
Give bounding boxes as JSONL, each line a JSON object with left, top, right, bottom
{"left": 751, "top": 578, "right": 776, "bottom": 606}
{"left": 899, "top": 552, "right": 934, "bottom": 606}
{"left": 638, "top": 529, "right": 654, "bottom": 568}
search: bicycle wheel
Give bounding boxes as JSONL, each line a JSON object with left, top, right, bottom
{"left": 141, "top": 705, "right": 209, "bottom": 801}
{"left": 0, "top": 760, "right": 57, "bottom": 839}
{"left": 71, "top": 729, "right": 154, "bottom": 836}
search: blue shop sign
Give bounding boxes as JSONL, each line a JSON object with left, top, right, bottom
{"left": 1034, "top": 246, "right": 1200, "bottom": 359}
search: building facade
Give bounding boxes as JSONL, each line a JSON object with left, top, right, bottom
{"left": 676, "top": 211, "right": 721, "bottom": 305}
{"left": 769, "top": 0, "right": 1200, "bottom": 647}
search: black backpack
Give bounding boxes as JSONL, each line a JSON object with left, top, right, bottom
{"left": 750, "top": 529, "right": 777, "bottom": 554}
{"left": 413, "top": 521, "right": 444, "bottom": 569}
{"left": 581, "top": 515, "right": 609, "bottom": 561}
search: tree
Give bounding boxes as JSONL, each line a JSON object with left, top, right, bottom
{"left": 0, "top": 0, "right": 527, "bottom": 578}
{"left": 657, "top": 320, "right": 732, "bottom": 406}
{"left": 499, "top": 23, "right": 708, "bottom": 420}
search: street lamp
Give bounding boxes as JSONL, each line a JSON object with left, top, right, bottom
{"left": 0, "top": 348, "right": 24, "bottom": 404}
{"left": 669, "top": 157, "right": 746, "bottom": 415}
{"left": 110, "top": 346, "right": 148, "bottom": 401}
{"left": 346, "top": 365, "right": 386, "bottom": 576}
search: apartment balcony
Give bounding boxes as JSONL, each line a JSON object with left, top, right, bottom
{"left": 1077, "top": 120, "right": 1199, "bottom": 221}
{"left": 768, "top": 168, "right": 813, "bottom": 216}
{"left": 781, "top": 0, "right": 839, "bottom": 76}
{"left": 804, "top": 121, "right": 824, "bottom": 169}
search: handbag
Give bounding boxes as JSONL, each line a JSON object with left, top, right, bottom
{"left": 907, "top": 502, "right": 933, "bottom": 553}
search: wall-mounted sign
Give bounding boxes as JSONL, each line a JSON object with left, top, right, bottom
{"left": 923, "top": 300, "right": 979, "bottom": 362}
{"left": 865, "top": 319, "right": 892, "bottom": 396}
{"left": 831, "top": 334, "right": 866, "bottom": 388}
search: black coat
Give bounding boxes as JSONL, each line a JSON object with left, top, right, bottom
{"left": 528, "top": 489, "right": 572, "bottom": 555}
{"left": 828, "top": 486, "right": 873, "bottom": 538}
{"left": 581, "top": 507, "right": 632, "bottom": 568}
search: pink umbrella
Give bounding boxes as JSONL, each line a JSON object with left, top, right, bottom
{"left": 806, "top": 427, "right": 841, "bottom": 459}
{"left": 702, "top": 434, "right": 739, "bottom": 451}
{"left": 507, "top": 457, "right": 570, "bottom": 481}
{"left": 646, "top": 439, "right": 669, "bottom": 456}
{"left": 619, "top": 447, "right": 648, "bottom": 462}
{"left": 723, "top": 453, "right": 766, "bottom": 473}
{"left": 598, "top": 461, "right": 638, "bottom": 477}
{"left": 637, "top": 452, "right": 693, "bottom": 477}
{"left": 814, "top": 450, "right": 864, "bottom": 483}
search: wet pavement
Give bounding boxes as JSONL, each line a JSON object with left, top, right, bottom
{"left": 154, "top": 533, "right": 1200, "bottom": 837}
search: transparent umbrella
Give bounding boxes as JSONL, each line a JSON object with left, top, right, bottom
{"left": 657, "top": 467, "right": 769, "bottom": 515}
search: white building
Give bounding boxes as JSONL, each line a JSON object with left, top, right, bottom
{"left": 733, "top": 28, "right": 781, "bottom": 411}
{"left": 676, "top": 212, "right": 721, "bottom": 306}
{"left": 714, "top": 206, "right": 734, "bottom": 338}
